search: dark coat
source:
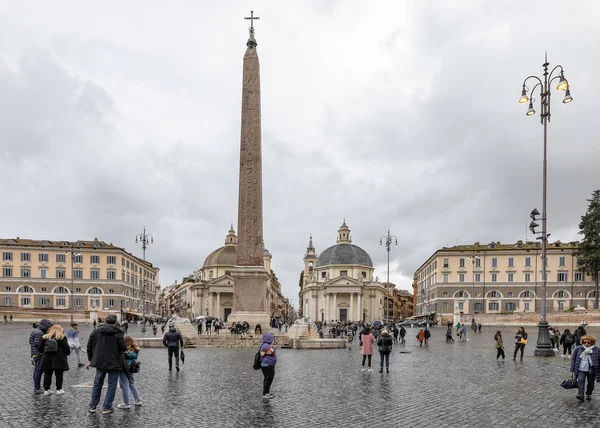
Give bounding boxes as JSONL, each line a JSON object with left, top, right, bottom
{"left": 162, "top": 327, "right": 183, "bottom": 347}
{"left": 570, "top": 345, "right": 600, "bottom": 380}
{"left": 574, "top": 327, "right": 587, "bottom": 346}
{"left": 38, "top": 335, "right": 70, "bottom": 371}
{"left": 29, "top": 319, "right": 53, "bottom": 356}
{"left": 86, "top": 324, "right": 127, "bottom": 371}
{"left": 377, "top": 332, "right": 394, "bottom": 353}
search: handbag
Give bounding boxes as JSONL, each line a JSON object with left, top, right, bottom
{"left": 520, "top": 338, "right": 527, "bottom": 345}
{"left": 180, "top": 349, "right": 185, "bottom": 364}
{"left": 560, "top": 374, "right": 577, "bottom": 389}
{"left": 253, "top": 350, "right": 261, "bottom": 370}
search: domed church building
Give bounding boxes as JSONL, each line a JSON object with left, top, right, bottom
{"left": 299, "top": 221, "right": 387, "bottom": 323}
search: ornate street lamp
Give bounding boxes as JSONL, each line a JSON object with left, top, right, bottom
{"left": 380, "top": 229, "right": 398, "bottom": 324}
{"left": 135, "top": 227, "right": 154, "bottom": 333}
{"left": 519, "top": 54, "right": 572, "bottom": 357}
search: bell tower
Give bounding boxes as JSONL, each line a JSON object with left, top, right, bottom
{"left": 303, "top": 235, "right": 317, "bottom": 277}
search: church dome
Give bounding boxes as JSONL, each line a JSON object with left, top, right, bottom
{"left": 315, "top": 244, "right": 373, "bottom": 267}
{"left": 202, "top": 245, "right": 237, "bottom": 269}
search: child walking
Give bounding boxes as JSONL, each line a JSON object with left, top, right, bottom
{"left": 67, "top": 322, "right": 85, "bottom": 367}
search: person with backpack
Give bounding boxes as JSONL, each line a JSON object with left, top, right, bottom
{"left": 494, "top": 330, "right": 505, "bottom": 360}
{"left": 117, "top": 336, "right": 142, "bottom": 409}
{"left": 259, "top": 332, "right": 277, "bottom": 399}
{"left": 162, "top": 324, "right": 184, "bottom": 371}
{"left": 29, "top": 318, "right": 53, "bottom": 394}
{"left": 377, "top": 329, "right": 393, "bottom": 373}
{"left": 560, "top": 328, "right": 575, "bottom": 357}
{"left": 37, "top": 324, "right": 70, "bottom": 395}
{"left": 67, "top": 321, "right": 85, "bottom": 368}
{"left": 87, "top": 314, "right": 127, "bottom": 414}
{"left": 424, "top": 327, "right": 431, "bottom": 346}
{"left": 513, "top": 326, "right": 528, "bottom": 361}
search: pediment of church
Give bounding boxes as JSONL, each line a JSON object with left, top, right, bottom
{"left": 207, "top": 274, "right": 235, "bottom": 287}
{"left": 325, "top": 276, "right": 362, "bottom": 287}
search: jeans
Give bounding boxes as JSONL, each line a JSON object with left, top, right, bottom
{"left": 261, "top": 365, "right": 275, "bottom": 395}
{"left": 168, "top": 346, "right": 180, "bottom": 369}
{"left": 43, "top": 369, "right": 64, "bottom": 390}
{"left": 577, "top": 370, "right": 595, "bottom": 397}
{"left": 514, "top": 343, "right": 526, "bottom": 360}
{"left": 496, "top": 348, "right": 505, "bottom": 359}
{"left": 71, "top": 346, "right": 82, "bottom": 364}
{"left": 379, "top": 351, "right": 390, "bottom": 369}
{"left": 118, "top": 371, "right": 141, "bottom": 404}
{"left": 90, "top": 369, "right": 119, "bottom": 410}
{"left": 33, "top": 355, "right": 42, "bottom": 390}
{"left": 361, "top": 354, "right": 372, "bottom": 367}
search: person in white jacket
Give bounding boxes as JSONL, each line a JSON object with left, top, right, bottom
{"left": 67, "top": 321, "right": 85, "bottom": 367}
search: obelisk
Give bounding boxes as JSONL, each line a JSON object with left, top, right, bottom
{"left": 229, "top": 11, "right": 270, "bottom": 330}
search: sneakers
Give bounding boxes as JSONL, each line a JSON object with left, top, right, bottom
{"left": 368, "top": 368, "right": 374, "bottom": 372}
{"left": 134, "top": 401, "right": 143, "bottom": 406}
{"left": 89, "top": 407, "right": 97, "bottom": 413}
{"left": 56, "top": 389, "right": 65, "bottom": 395}
{"left": 262, "top": 393, "right": 275, "bottom": 399}
{"left": 379, "top": 368, "right": 383, "bottom": 373}
{"left": 576, "top": 395, "right": 584, "bottom": 402}
{"left": 34, "top": 389, "right": 44, "bottom": 395}
{"left": 117, "top": 404, "right": 131, "bottom": 409}
{"left": 101, "top": 408, "right": 114, "bottom": 414}
{"left": 43, "top": 390, "right": 54, "bottom": 395}
{"left": 586, "top": 395, "right": 592, "bottom": 401}
{"left": 361, "top": 368, "right": 365, "bottom": 372}
{"left": 176, "top": 367, "right": 180, "bottom": 372}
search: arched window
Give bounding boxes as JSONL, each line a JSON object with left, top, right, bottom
{"left": 87, "top": 287, "right": 103, "bottom": 295}
{"left": 519, "top": 290, "right": 535, "bottom": 299}
{"left": 5, "top": 286, "right": 11, "bottom": 291}
{"left": 553, "top": 290, "right": 569, "bottom": 299}
{"left": 41, "top": 287, "right": 47, "bottom": 292}
{"left": 454, "top": 290, "right": 470, "bottom": 298}
{"left": 18, "top": 285, "right": 34, "bottom": 293}
{"left": 53, "top": 286, "right": 69, "bottom": 294}
{"left": 487, "top": 290, "right": 502, "bottom": 298}
{"left": 75, "top": 288, "right": 82, "bottom": 293}
{"left": 588, "top": 291, "right": 597, "bottom": 299}
{"left": 109, "top": 289, "right": 115, "bottom": 294}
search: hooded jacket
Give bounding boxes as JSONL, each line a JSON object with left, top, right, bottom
{"left": 163, "top": 326, "right": 184, "bottom": 348}
{"left": 377, "top": 332, "right": 393, "bottom": 353}
{"left": 29, "top": 319, "right": 52, "bottom": 356}
{"left": 570, "top": 336, "right": 600, "bottom": 380}
{"left": 260, "top": 333, "right": 277, "bottom": 367}
{"left": 86, "top": 323, "right": 127, "bottom": 370}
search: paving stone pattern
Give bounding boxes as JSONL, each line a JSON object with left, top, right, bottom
{"left": 1, "top": 322, "right": 600, "bottom": 427}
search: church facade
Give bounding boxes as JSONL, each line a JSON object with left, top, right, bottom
{"left": 299, "top": 222, "right": 388, "bottom": 323}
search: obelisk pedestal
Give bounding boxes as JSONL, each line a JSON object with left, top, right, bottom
{"left": 227, "top": 13, "right": 271, "bottom": 332}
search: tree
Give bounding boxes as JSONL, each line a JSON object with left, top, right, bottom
{"left": 577, "top": 190, "right": 600, "bottom": 310}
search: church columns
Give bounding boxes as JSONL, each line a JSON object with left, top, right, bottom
{"left": 325, "top": 293, "right": 330, "bottom": 322}
{"left": 357, "top": 293, "right": 362, "bottom": 321}
{"left": 332, "top": 292, "right": 337, "bottom": 321}
{"left": 313, "top": 294, "right": 318, "bottom": 321}
{"left": 350, "top": 293, "right": 354, "bottom": 321}
{"left": 216, "top": 292, "right": 221, "bottom": 319}
{"left": 209, "top": 292, "right": 213, "bottom": 316}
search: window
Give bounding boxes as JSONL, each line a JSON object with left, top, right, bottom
{"left": 525, "top": 257, "right": 531, "bottom": 267}
{"left": 559, "top": 256, "right": 566, "bottom": 267}
{"left": 74, "top": 298, "right": 82, "bottom": 307}
{"left": 321, "top": 272, "right": 326, "bottom": 278}
{"left": 21, "top": 252, "right": 30, "bottom": 262}
{"left": 90, "top": 255, "right": 100, "bottom": 264}
{"left": 488, "top": 302, "right": 499, "bottom": 311}
{"left": 40, "top": 268, "right": 47, "bottom": 279}
{"left": 41, "top": 287, "right": 47, "bottom": 292}
{"left": 127, "top": 273, "right": 131, "bottom": 283}
{"left": 107, "top": 271, "right": 116, "bottom": 280}
{"left": 508, "top": 257, "right": 514, "bottom": 267}
{"left": 487, "top": 291, "right": 501, "bottom": 298}
{"left": 491, "top": 258, "right": 498, "bottom": 268}
{"left": 459, "top": 273, "right": 465, "bottom": 282}
{"left": 458, "top": 302, "right": 464, "bottom": 311}
{"left": 474, "top": 302, "right": 482, "bottom": 312}
{"left": 475, "top": 273, "right": 481, "bottom": 282}
{"left": 4, "top": 286, "right": 11, "bottom": 291}
{"left": 575, "top": 272, "right": 584, "bottom": 282}
{"left": 520, "top": 291, "right": 534, "bottom": 298}
{"left": 107, "top": 299, "right": 115, "bottom": 307}
{"left": 19, "top": 285, "right": 34, "bottom": 293}
{"left": 38, "top": 253, "right": 49, "bottom": 263}
{"left": 75, "top": 288, "right": 81, "bottom": 292}
{"left": 108, "top": 288, "right": 115, "bottom": 294}
{"left": 455, "top": 291, "right": 468, "bottom": 298}
{"left": 107, "top": 256, "right": 116, "bottom": 264}
{"left": 525, "top": 273, "right": 531, "bottom": 282}
{"left": 54, "top": 287, "right": 69, "bottom": 294}
{"left": 2, "top": 267, "right": 12, "bottom": 277}
{"left": 21, "top": 268, "right": 30, "bottom": 278}
{"left": 121, "top": 257, "right": 125, "bottom": 266}
{"left": 361, "top": 271, "right": 366, "bottom": 278}
{"left": 475, "top": 258, "right": 481, "bottom": 268}
{"left": 443, "top": 273, "right": 449, "bottom": 283}
{"left": 507, "top": 273, "right": 514, "bottom": 282}
{"left": 2, "top": 297, "right": 11, "bottom": 306}
{"left": 442, "top": 302, "right": 448, "bottom": 311}
{"left": 38, "top": 297, "right": 50, "bottom": 306}
{"left": 524, "top": 302, "right": 530, "bottom": 311}
{"left": 443, "top": 258, "right": 449, "bottom": 268}
{"left": 555, "top": 290, "right": 567, "bottom": 298}
{"left": 2, "top": 252, "right": 13, "bottom": 261}
{"left": 126, "top": 260, "right": 130, "bottom": 269}
{"left": 558, "top": 301, "right": 565, "bottom": 311}
{"left": 491, "top": 273, "right": 497, "bottom": 282}
{"left": 74, "top": 269, "right": 83, "bottom": 279}
{"left": 90, "top": 270, "right": 100, "bottom": 280}
{"left": 557, "top": 272, "right": 568, "bottom": 282}
{"left": 56, "top": 297, "right": 66, "bottom": 307}
{"left": 21, "top": 296, "right": 31, "bottom": 306}
{"left": 576, "top": 292, "right": 582, "bottom": 297}
{"left": 340, "top": 270, "right": 348, "bottom": 276}
{"left": 122, "top": 272, "right": 125, "bottom": 281}
{"left": 56, "top": 254, "right": 65, "bottom": 263}
{"left": 56, "top": 269, "right": 66, "bottom": 278}
{"left": 505, "top": 302, "right": 516, "bottom": 311}
{"left": 459, "top": 258, "right": 465, "bottom": 268}
{"left": 88, "top": 287, "right": 102, "bottom": 294}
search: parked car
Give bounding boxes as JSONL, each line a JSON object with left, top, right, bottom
{"left": 418, "top": 320, "right": 434, "bottom": 327}
{"left": 398, "top": 320, "right": 418, "bottom": 327}
{"left": 370, "top": 320, "right": 384, "bottom": 328}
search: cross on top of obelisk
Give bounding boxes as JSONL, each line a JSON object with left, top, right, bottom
{"left": 244, "top": 10, "right": 260, "bottom": 48}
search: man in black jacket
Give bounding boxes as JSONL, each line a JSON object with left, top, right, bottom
{"left": 162, "top": 324, "right": 184, "bottom": 371}
{"left": 29, "top": 318, "right": 52, "bottom": 393}
{"left": 86, "top": 314, "right": 126, "bottom": 414}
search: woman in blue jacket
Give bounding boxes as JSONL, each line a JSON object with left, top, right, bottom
{"left": 570, "top": 335, "right": 600, "bottom": 401}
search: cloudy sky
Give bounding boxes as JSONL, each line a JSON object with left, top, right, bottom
{"left": 1, "top": 1, "right": 599, "bottom": 307}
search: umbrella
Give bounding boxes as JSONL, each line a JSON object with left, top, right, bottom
{"left": 180, "top": 349, "right": 185, "bottom": 364}
{"left": 195, "top": 315, "right": 205, "bottom": 320}
{"left": 205, "top": 316, "right": 215, "bottom": 322}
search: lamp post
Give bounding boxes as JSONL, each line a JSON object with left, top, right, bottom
{"left": 467, "top": 253, "right": 481, "bottom": 313}
{"left": 519, "top": 53, "right": 572, "bottom": 357}
{"left": 380, "top": 228, "right": 398, "bottom": 324}
{"left": 135, "top": 227, "right": 154, "bottom": 333}
{"left": 66, "top": 244, "right": 81, "bottom": 322}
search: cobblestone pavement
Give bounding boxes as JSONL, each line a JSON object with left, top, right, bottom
{"left": 1, "top": 322, "right": 600, "bottom": 427}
